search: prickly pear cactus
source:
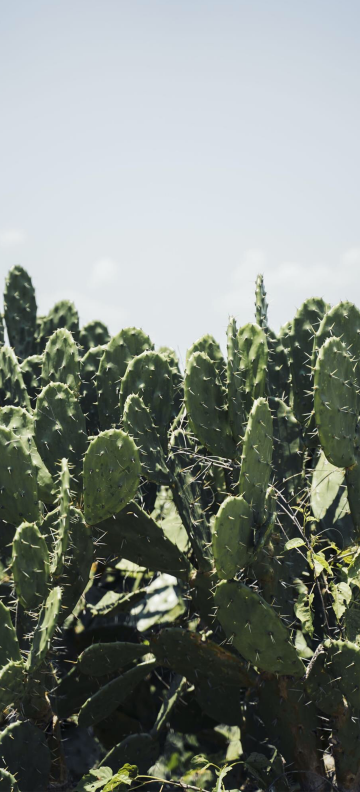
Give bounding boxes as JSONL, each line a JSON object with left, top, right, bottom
{"left": 1, "top": 264, "right": 360, "bottom": 791}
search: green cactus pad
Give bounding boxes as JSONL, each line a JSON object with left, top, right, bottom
{"left": 186, "top": 334, "right": 226, "bottom": 383}
{"left": 289, "top": 297, "right": 328, "bottom": 425}
{"left": 238, "top": 397, "right": 273, "bottom": 521}
{"left": 255, "top": 274, "right": 268, "bottom": 329}
{"left": 305, "top": 651, "right": 343, "bottom": 716}
{"left": 80, "top": 344, "right": 104, "bottom": 433}
{"left": 314, "top": 301, "right": 360, "bottom": 365}
{"left": 79, "top": 641, "right": 148, "bottom": 676}
{"left": 101, "top": 733, "right": 159, "bottom": 775}
{"left": 27, "top": 586, "right": 62, "bottom": 672}
{"left": 0, "top": 405, "right": 54, "bottom": 503}
{"left": 185, "top": 351, "right": 235, "bottom": 458}
{"left": 20, "top": 353, "right": 43, "bottom": 406}
{"left": 120, "top": 350, "right": 173, "bottom": 443}
{"left": 237, "top": 323, "right": 268, "bottom": 418}
{"left": 326, "top": 639, "right": 360, "bottom": 709}
{"left": 0, "top": 601, "right": 21, "bottom": 666}
{"left": 314, "top": 337, "right": 358, "bottom": 467}
{"left": 212, "top": 495, "right": 255, "bottom": 579}
{"left": 97, "top": 501, "right": 191, "bottom": 578}
{"left": 83, "top": 429, "right": 141, "bottom": 524}
{"left": 41, "top": 327, "right": 81, "bottom": 393}
{"left": 51, "top": 457, "right": 71, "bottom": 576}
{"left": 80, "top": 320, "right": 110, "bottom": 352}
{"left": 0, "top": 661, "right": 25, "bottom": 710}
{"left": 151, "top": 627, "right": 256, "bottom": 688}
{"left": 227, "top": 317, "right": 245, "bottom": 448}
{"left": 4, "top": 265, "right": 37, "bottom": 360}
{"left": 12, "top": 521, "right": 49, "bottom": 609}
{"left": 34, "top": 382, "right": 87, "bottom": 483}
{"left": 0, "top": 346, "right": 31, "bottom": 410}
{"left": 0, "top": 769, "right": 19, "bottom": 791}
{"left": 215, "top": 580, "right": 304, "bottom": 676}
{"left": 158, "top": 346, "right": 183, "bottom": 415}
{"left": 267, "top": 329, "right": 291, "bottom": 403}
{"left": 58, "top": 506, "right": 93, "bottom": 618}
{"left": 78, "top": 658, "right": 156, "bottom": 727}
{"left": 0, "top": 425, "right": 39, "bottom": 525}
{"left": 37, "top": 299, "right": 79, "bottom": 352}
{"left": 0, "top": 720, "right": 50, "bottom": 792}
{"left": 96, "top": 328, "right": 153, "bottom": 430}
{"left": 123, "top": 394, "right": 170, "bottom": 484}
{"left": 270, "top": 397, "right": 303, "bottom": 501}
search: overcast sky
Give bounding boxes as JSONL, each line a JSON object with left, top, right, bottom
{"left": 1, "top": 1, "right": 360, "bottom": 362}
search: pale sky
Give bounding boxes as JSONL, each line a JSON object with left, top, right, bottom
{"left": 1, "top": 1, "right": 360, "bottom": 362}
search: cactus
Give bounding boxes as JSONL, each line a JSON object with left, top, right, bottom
{"left": 212, "top": 495, "right": 255, "bottom": 578}
{"left": 34, "top": 382, "right": 87, "bottom": 484}
{"left": 4, "top": 265, "right": 37, "bottom": 359}
{"left": 0, "top": 346, "right": 31, "bottom": 410}
{"left": 215, "top": 580, "right": 304, "bottom": 676}
{"left": 0, "top": 721, "right": 50, "bottom": 792}
{"left": 41, "top": 327, "right": 81, "bottom": 393}
{"left": 83, "top": 429, "right": 141, "bottom": 524}
{"left": 78, "top": 658, "right": 156, "bottom": 727}
{"left": 96, "top": 328, "right": 153, "bottom": 429}
{"left": 36, "top": 299, "right": 79, "bottom": 352}
{"left": 2, "top": 264, "right": 360, "bottom": 789}
{"left": 120, "top": 350, "right": 173, "bottom": 446}
{"left": 20, "top": 353, "right": 43, "bottom": 406}
{"left": 80, "top": 320, "right": 110, "bottom": 352}
{"left": 238, "top": 397, "right": 273, "bottom": 521}
{"left": 0, "top": 425, "right": 40, "bottom": 525}
{"left": 79, "top": 344, "right": 104, "bottom": 433}
{"left": 27, "top": 586, "right": 62, "bottom": 671}
{"left": 237, "top": 323, "right": 268, "bottom": 418}
{"left": 289, "top": 297, "right": 328, "bottom": 428}
{"left": 12, "top": 521, "right": 49, "bottom": 609}
{"left": 79, "top": 642, "right": 148, "bottom": 676}
{"left": 185, "top": 351, "right": 236, "bottom": 458}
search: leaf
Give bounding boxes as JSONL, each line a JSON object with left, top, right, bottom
{"left": 331, "top": 581, "right": 352, "bottom": 620}
{"left": 284, "top": 537, "right": 306, "bottom": 551}
{"left": 103, "top": 764, "right": 138, "bottom": 791}
{"left": 75, "top": 767, "right": 112, "bottom": 792}
{"left": 309, "top": 551, "right": 332, "bottom": 577}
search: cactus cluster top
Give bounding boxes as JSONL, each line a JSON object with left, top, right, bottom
{"left": 0, "top": 265, "right": 360, "bottom": 791}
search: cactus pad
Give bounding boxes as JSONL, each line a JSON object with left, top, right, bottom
{"left": 79, "top": 641, "right": 148, "bottom": 676}
{"left": 238, "top": 397, "right": 273, "bottom": 521}
{"left": 96, "top": 328, "right": 153, "bottom": 429}
{"left": 27, "top": 586, "right": 62, "bottom": 671}
{"left": 78, "top": 658, "right": 156, "bottom": 727}
{"left": 4, "top": 265, "right": 37, "bottom": 360}
{"left": 34, "top": 382, "right": 87, "bottom": 483}
{"left": 83, "top": 429, "right": 141, "bottom": 524}
{"left": 215, "top": 580, "right": 304, "bottom": 676}
{"left": 120, "top": 350, "right": 173, "bottom": 443}
{"left": 0, "top": 425, "right": 39, "bottom": 525}
{"left": 12, "top": 521, "right": 49, "bottom": 609}
{"left": 185, "top": 351, "right": 235, "bottom": 458}
{"left": 212, "top": 495, "right": 255, "bottom": 579}
{"left": 123, "top": 394, "right": 170, "bottom": 484}
{"left": 41, "top": 327, "right": 81, "bottom": 393}
{"left": 314, "top": 337, "right": 358, "bottom": 467}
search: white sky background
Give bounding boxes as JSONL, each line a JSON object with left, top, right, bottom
{"left": 1, "top": 1, "right": 360, "bottom": 362}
